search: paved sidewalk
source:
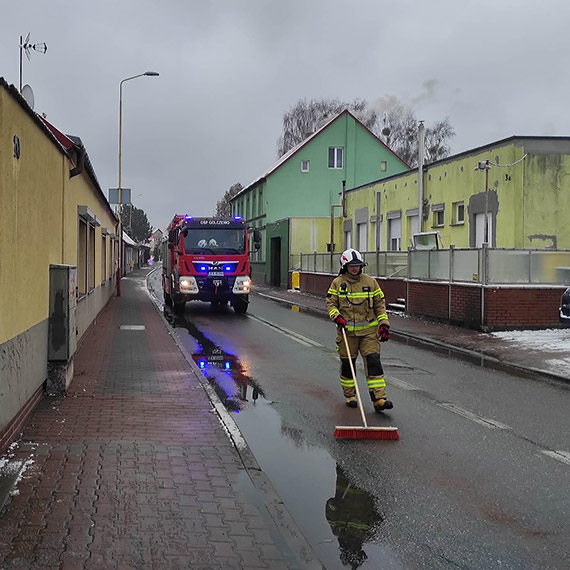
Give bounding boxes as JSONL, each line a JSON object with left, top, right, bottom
{"left": 253, "top": 283, "right": 570, "bottom": 385}
{"left": 0, "top": 269, "right": 323, "bottom": 570}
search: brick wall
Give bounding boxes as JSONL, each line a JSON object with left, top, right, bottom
{"left": 484, "top": 287, "right": 563, "bottom": 328}
{"left": 450, "top": 285, "right": 481, "bottom": 328}
{"left": 407, "top": 282, "right": 449, "bottom": 320}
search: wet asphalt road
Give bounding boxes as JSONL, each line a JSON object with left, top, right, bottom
{"left": 147, "top": 269, "right": 570, "bottom": 570}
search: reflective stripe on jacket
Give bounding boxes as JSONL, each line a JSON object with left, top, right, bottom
{"left": 326, "top": 272, "right": 389, "bottom": 336}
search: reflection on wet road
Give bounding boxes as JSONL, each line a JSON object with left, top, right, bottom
{"left": 325, "top": 465, "right": 384, "bottom": 569}
{"left": 165, "top": 308, "right": 265, "bottom": 412}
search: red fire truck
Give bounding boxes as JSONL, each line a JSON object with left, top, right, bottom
{"left": 162, "top": 215, "right": 259, "bottom": 314}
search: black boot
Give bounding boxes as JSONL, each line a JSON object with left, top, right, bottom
{"left": 374, "top": 399, "right": 393, "bottom": 412}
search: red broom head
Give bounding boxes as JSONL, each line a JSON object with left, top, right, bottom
{"left": 333, "top": 426, "right": 399, "bottom": 440}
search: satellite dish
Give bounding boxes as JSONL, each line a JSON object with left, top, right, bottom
{"left": 21, "top": 84, "right": 35, "bottom": 109}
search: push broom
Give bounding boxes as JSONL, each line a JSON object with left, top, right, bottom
{"left": 334, "top": 327, "right": 399, "bottom": 440}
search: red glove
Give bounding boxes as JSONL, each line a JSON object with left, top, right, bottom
{"left": 378, "top": 323, "right": 390, "bottom": 342}
{"left": 334, "top": 315, "right": 346, "bottom": 328}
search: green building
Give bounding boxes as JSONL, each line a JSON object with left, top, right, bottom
{"left": 230, "top": 109, "right": 409, "bottom": 286}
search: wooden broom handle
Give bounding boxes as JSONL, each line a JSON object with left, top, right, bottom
{"left": 342, "top": 327, "right": 368, "bottom": 428}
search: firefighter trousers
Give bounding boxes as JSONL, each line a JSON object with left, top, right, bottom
{"left": 335, "top": 330, "right": 387, "bottom": 402}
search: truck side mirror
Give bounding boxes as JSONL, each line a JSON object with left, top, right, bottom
{"left": 253, "top": 229, "right": 261, "bottom": 250}
{"left": 168, "top": 229, "right": 176, "bottom": 243}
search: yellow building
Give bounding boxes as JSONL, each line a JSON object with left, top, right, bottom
{"left": 0, "top": 78, "right": 118, "bottom": 452}
{"left": 344, "top": 137, "right": 570, "bottom": 251}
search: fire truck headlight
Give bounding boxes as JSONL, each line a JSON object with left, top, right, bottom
{"left": 232, "top": 276, "right": 251, "bottom": 293}
{"left": 179, "top": 276, "right": 199, "bottom": 293}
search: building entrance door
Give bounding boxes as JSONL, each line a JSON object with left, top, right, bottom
{"left": 270, "top": 237, "right": 281, "bottom": 287}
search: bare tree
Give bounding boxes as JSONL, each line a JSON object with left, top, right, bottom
{"left": 277, "top": 97, "right": 454, "bottom": 167}
{"left": 277, "top": 98, "right": 379, "bottom": 157}
{"left": 215, "top": 182, "right": 243, "bottom": 218}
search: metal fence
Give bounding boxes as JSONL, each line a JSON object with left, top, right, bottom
{"left": 291, "top": 248, "right": 570, "bottom": 285}
{"left": 291, "top": 251, "right": 408, "bottom": 278}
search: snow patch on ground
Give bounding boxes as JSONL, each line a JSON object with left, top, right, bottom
{"left": 491, "top": 328, "right": 570, "bottom": 378}
{"left": 491, "top": 328, "right": 570, "bottom": 352}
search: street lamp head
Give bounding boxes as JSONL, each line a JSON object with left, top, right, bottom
{"left": 144, "top": 71, "right": 159, "bottom": 76}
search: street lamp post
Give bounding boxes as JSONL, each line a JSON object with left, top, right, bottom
{"left": 117, "top": 71, "right": 159, "bottom": 296}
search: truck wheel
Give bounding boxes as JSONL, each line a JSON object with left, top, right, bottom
{"left": 173, "top": 300, "right": 186, "bottom": 315}
{"left": 232, "top": 295, "right": 248, "bottom": 314}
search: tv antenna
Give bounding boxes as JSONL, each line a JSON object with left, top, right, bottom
{"left": 19, "top": 33, "right": 48, "bottom": 93}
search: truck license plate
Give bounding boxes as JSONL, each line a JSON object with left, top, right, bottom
{"left": 208, "top": 271, "right": 224, "bottom": 277}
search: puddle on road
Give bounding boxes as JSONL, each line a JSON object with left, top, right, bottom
{"left": 165, "top": 308, "right": 266, "bottom": 412}
{"left": 164, "top": 306, "right": 396, "bottom": 569}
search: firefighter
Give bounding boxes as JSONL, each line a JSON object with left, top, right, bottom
{"left": 326, "top": 248, "right": 393, "bottom": 412}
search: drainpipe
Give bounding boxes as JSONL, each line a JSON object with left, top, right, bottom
{"left": 330, "top": 204, "right": 343, "bottom": 270}
{"left": 417, "top": 121, "right": 425, "bottom": 233}
{"left": 481, "top": 243, "right": 488, "bottom": 328}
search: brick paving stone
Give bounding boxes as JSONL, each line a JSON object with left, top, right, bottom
{"left": 0, "top": 269, "right": 322, "bottom": 570}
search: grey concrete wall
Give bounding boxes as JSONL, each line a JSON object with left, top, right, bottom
{"left": 0, "top": 320, "right": 48, "bottom": 433}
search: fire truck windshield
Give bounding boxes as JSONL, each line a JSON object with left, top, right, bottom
{"left": 183, "top": 228, "right": 246, "bottom": 255}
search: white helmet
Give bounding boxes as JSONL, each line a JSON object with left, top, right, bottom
{"left": 208, "top": 238, "right": 218, "bottom": 246}
{"left": 340, "top": 248, "right": 366, "bottom": 269}
{"left": 198, "top": 239, "right": 208, "bottom": 247}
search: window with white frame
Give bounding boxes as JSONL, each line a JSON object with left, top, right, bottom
{"left": 380, "top": 160, "right": 387, "bottom": 172}
{"left": 328, "top": 147, "right": 344, "bottom": 169}
{"left": 344, "top": 230, "right": 352, "bottom": 249}
{"left": 301, "top": 160, "right": 310, "bottom": 172}
{"left": 452, "top": 201, "right": 465, "bottom": 224}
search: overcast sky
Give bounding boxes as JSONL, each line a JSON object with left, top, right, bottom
{"left": 3, "top": 1, "right": 570, "bottom": 231}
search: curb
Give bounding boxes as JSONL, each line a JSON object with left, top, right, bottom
{"left": 145, "top": 269, "right": 325, "bottom": 570}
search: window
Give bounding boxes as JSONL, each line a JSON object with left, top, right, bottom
{"left": 77, "top": 206, "right": 98, "bottom": 296}
{"left": 380, "top": 160, "right": 387, "bottom": 172}
{"left": 328, "top": 147, "right": 344, "bottom": 169}
{"left": 78, "top": 219, "right": 87, "bottom": 296}
{"left": 344, "top": 230, "right": 352, "bottom": 249}
{"left": 433, "top": 210, "right": 444, "bottom": 227}
{"left": 357, "top": 222, "right": 368, "bottom": 252}
{"left": 387, "top": 214, "right": 401, "bottom": 251}
{"left": 258, "top": 189, "right": 263, "bottom": 214}
{"left": 452, "top": 201, "right": 465, "bottom": 224}
{"left": 89, "top": 225, "right": 95, "bottom": 290}
{"left": 102, "top": 235, "right": 107, "bottom": 281}
{"left": 301, "top": 160, "right": 310, "bottom": 172}
{"left": 431, "top": 203, "right": 445, "bottom": 227}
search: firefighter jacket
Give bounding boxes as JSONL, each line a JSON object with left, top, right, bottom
{"left": 326, "top": 272, "right": 389, "bottom": 337}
